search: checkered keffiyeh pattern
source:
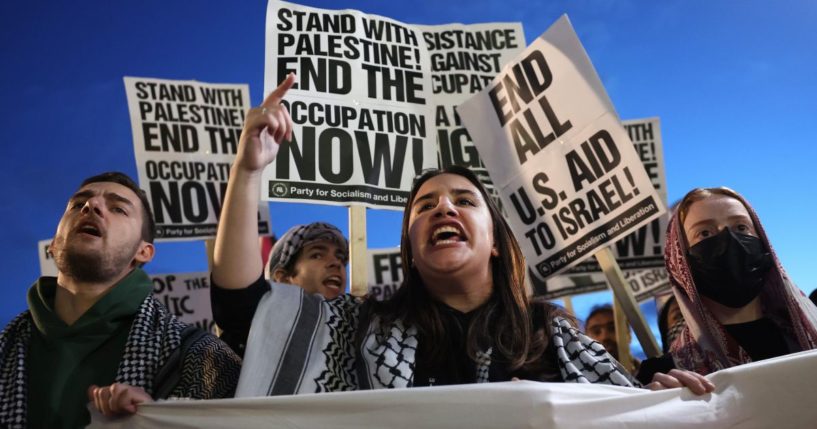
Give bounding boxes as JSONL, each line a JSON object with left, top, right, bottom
{"left": 475, "top": 347, "right": 493, "bottom": 383}
{"left": 551, "top": 316, "right": 637, "bottom": 387}
{"left": 267, "top": 222, "right": 348, "bottom": 277}
{"left": 0, "top": 296, "right": 241, "bottom": 428}
{"left": 363, "top": 317, "right": 418, "bottom": 389}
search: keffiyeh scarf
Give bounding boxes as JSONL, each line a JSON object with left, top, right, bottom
{"left": 665, "top": 194, "right": 817, "bottom": 375}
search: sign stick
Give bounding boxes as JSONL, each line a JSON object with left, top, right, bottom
{"left": 205, "top": 239, "right": 216, "bottom": 272}
{"left": 562, "top": 295, "right": 575, "bottom": 316}
{"left": 612, "top": 297, "right": 635, "bottom": 372}
{"left": 349, "top": 205, "right": 368, "bottom": 296}
{"left": 595, "top": 246, "right": 660, "bottom": 358}
{"left": 204, "top": 238, "right": 223, "bottom": 336}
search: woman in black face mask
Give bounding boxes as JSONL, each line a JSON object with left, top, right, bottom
{"left": 663, "top": 187, "right": 817, "bottom": 375}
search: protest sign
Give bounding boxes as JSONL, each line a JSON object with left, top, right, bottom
{"left": 38, "top": 239, "right": 58, "bottom": 277}
{"left": 124, "top": 77, "right": 271, "bottom": 240}
{"left": 565, "top": 118, "right": 667, "bottom": 271}
{"left": 530, "top": 267, "right": 671, "bottom": 302}
{"left": 151, "top": 272, "right": 216, "bottom": 334}
{"left": 419, "top": 23, "right": 525, "bottom": 210}
{"left": 458, "top": 16, "right": 665, "bottom": 282}
{"left": 367, "top": 247, "right": 402, "bottom": 300}
{"left": 262, "top": 0, "right": 437, "bottom": 208}
{"left": 532, "top": 118, "right": 672, "bottom": 300}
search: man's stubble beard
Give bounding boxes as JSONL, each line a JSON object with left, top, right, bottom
{"left": 53, "top": 236, "right": 140, "bottom": 284}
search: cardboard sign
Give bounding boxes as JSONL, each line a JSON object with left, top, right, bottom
{"left": 152, "top": 272, "right": 217, "bottom": 334}
{"left": 367, "top": 247, "right": 402, "bottom": 300}
{"left": 535, "top": 118, "right": 671, "bottom": 300}
{"left": 418, "top": 23, "right": 525, "bottom": 211}
{"left": 124, "top": 77, "right": 271, "bottom": 240}
{"left": 458, "top": 16, "right": 665, "bottom": 281}
{"left": 262, "top": 0, "right": 436, "bottom": 208}
{"left": 38, "top": 239, "right": 58, "bottom": 277}
{"left": 261, "top": 0, "right": 525, "bottom": 209}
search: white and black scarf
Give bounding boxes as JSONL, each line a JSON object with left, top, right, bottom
{"left": 0, "top": 295, "right": 241, "bottom": 428}
{"left": 236, "top": 284, "right": 637, "bottom": 397}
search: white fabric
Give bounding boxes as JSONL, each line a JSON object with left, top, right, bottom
{"left": 89, "top": 349, "right": 817, "bottom": 429}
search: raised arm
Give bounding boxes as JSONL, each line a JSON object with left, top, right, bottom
{"left": 213, "top": 74, "right": 295, "bottom": 289}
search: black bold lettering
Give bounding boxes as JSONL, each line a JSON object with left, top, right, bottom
{"left": 355, "top": 132, "right": 407, "bottom": 188}
{"left": 319, "top": 128, "right": 353, "bottom": 184}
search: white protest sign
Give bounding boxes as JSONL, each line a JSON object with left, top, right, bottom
{"left": 419, "top": 23, "right": 525, "bottom": 209}
{"left": 151, "top": 272, "right": 217, "bottom": 334}
{"left": 367, "top": 247, "right": 402, "bottom": 300}
{"left": 262, "top": 0, "right": 436, "bottom": 208}
{"left": 38, "top": 239, "right": 58, "bottom": 277}
{"left": 124, "top": 77, "right": 271, "bottom": 240}
{"left": 531, "top": 267, "right": 671, "bottom": 302}
{"left": 458, "top": 16, "right": 665, "bottom": 281}
{"left": 535, "top": 118, "right": 671, "bottom": 299}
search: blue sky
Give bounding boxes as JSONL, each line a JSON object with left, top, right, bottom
{"left": 2, "top": 0, "right": 815, "bottom": 352}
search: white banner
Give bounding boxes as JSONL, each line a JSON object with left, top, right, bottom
{"left": 367, "top": 247, "right": 402, "bottom": 300}
{"left": 458, "top": 16, "right": 665, "bottom": 281}
{"left": 124, "top": 77, "right": 271, "bottom": 240}
{"left": 89, "top": 350, "right": 817, "bottom": 429}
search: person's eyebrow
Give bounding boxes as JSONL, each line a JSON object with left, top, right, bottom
{"left": 686, "top": 219, "right": 714, "bottom": 232}
{"left": 69, "top": 189, "right": 96, "bottom": 202}
{"left": 105, "top": 192, "right": 136, "bottom": 208}
{"left": 305, "top": 243, "right": 329, "bottom": 252}
{"left": 412, "top": 191, "right": 437, "bottom": 207}
{"left": 452, "top": 188, "right": 481, "bottom": 200}
{"left": 726, "top": 214, "right": 753, "bottom": 222}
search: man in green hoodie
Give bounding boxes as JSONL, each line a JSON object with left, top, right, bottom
{"left": 0, "top": 172, "right": 241, "bottom": 428}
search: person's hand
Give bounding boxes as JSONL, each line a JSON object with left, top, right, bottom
{"left": 87, "top": 383, "right": 152, "bottom": 417}
{"left": 234, "top": 73, "right": 296, "bottom": 173}
{"left": 646, "top": 369, "right": 715, "bottom": 395}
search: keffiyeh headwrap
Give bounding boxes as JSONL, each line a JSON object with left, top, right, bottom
{"left": 665, "top": 189, "right": 817, "bottom": 375}
{"left": 267, "top": 222, "right": 348, "bottom": 278}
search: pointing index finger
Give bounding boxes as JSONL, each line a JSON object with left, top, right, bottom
{"left": 262, "top": 73, "right": 296, "bottom": 107}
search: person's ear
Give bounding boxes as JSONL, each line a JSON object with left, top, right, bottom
{"left": 47, "top": 239, "right": 57, "bottom": 257}
{"left": 272, "top": 268, "right": 291, "bottom": 283}
{"left": 132, "top": 242, "right": 155, "bottom": 266}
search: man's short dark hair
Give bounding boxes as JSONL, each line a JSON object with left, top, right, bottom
{"left": 80, "top": 172, "right": 155, "bottom": 243}
{"left": 585, "top": 304, "right": 614, "bottom": 328}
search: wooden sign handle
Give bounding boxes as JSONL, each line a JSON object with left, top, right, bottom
{"left": 349, "top": 205, "right": 368, "bottom": 297}
{"left": 595, "top": 246, "right": 661, "bottom": 358}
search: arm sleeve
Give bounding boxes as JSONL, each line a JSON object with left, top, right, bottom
{"left": 172, "top": 334, "right": 242, "bottom": 399}
{"left": 210, "top": 275, "right": 269, "bottom": 357}
{"left": 635, "top": 353, "right": 676, "bottom": 385}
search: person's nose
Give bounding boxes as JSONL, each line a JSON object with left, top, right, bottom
{"left": 326, "top": 252, "right": 344, "bottom": 270}
{"left": 81, "top": 197, "right": 103, "bottom": 217}
{"left": 432, "top": 196, "right": 458, "bottom": 218}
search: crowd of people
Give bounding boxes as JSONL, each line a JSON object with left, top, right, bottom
{"left": 1, "top": 74, "right": 815, "bottom": 427}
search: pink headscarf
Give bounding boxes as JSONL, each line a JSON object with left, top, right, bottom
{"left": 665, "top": 189, "right": 817, "bottom": 375}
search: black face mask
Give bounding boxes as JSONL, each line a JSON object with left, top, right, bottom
{"left": 687, "top": 228, "right": 773, "bottom": 308}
